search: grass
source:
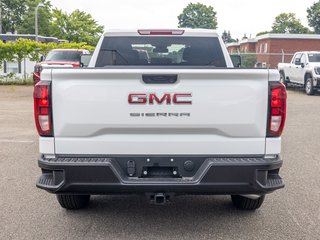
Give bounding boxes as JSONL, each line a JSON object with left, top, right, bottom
{"left": 0, "top": 78, "right": 33, "bottom": 86}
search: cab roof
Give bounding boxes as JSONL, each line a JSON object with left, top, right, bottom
{"left": 103, "top": 29, "right": 219, "bottom": 37}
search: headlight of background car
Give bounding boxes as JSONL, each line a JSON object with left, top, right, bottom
{"left": 314, "top": 67, "right": 320, "bottom": 75}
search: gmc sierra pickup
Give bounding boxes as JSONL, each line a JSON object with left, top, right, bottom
{"left": 35, "top": 29, "right": 286, "bottom": 210}
{"left": 278, "top": 51, "right": 320, "bottom": 95}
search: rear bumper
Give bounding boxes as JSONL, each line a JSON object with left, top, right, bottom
{"left": 37, "top": 155, "right": 284, "bottom": 195}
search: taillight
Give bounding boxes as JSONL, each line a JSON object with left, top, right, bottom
{"left": 34, "top": 81, "right": 53, "bottom": 136}
{"left": 138, "top": 29, "right": 185, "bottom": 35}
{"left": 34, "top": 65, "right": 42, "bottom": 73}
{"left": 267, "top": 82, "right": 287, "bottom": 137}
{"left": 72, "top": 62, "right": 81, "bottom": 68}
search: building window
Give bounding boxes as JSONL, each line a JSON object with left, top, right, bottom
{"left": 264, "top": 43, "right": 268, "bottom": 53}
{"left": 260, "top": 44, "right": 263, "bottom": 53}
{"left": 4, "top": 61, "right": 21, "bottom": 74}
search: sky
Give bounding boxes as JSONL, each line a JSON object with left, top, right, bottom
{"left": 50, "top": 0, "right": 317, "bottom": 39}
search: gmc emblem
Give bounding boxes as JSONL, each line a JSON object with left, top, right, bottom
{"left": 128, "top": 93, "right": 192, "bottom": 105}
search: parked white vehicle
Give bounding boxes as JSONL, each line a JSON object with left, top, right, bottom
{"left": 278, "top": 51, "right": 320, "bottom": 95}
{"left": 34, "top": 29, "right": 286, "bottom": 210}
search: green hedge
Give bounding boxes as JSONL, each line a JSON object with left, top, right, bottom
{"left": 0, "top": 39, "right": 95, "bottom": 63}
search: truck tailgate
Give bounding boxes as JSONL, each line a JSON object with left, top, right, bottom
{"left": 50, "top": 68, "right": 271, "bottom": 155}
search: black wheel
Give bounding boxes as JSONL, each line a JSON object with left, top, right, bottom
{"left": 280, "top": 72, "right": 287, "bottom": 87}
{"left": 305, "top": 77, "right": 314, "bottom": 95}
{"left": 231, "top": 195, "right": 265, "bottom": 210}
{"left": 56, "top": 194, "right": 90, "bottom": 210}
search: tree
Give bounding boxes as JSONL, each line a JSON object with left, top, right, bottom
{"left": 271, "top": 13, "right": 310, "bottom": 34}
{"left": 0, "top": 0, "right": 27, "bottom": 33}
{"left": 256, "top": 31, "right": 270, "bottom": 36}
{"left": 0, "top": 38, "right": 95, "bottom": 65}
{"left": 222, "top": 30, "right": 236, "bottom": 43}
{"left": 307, "top": 1, "right": 320, "bottom": 33}
{"left": 16, "top": 0, "right": 53, "bottom": 37}
{"left": 50, "top": 9, "right": 104, "bottom": 45}
{"left": 178, "top": 2, "right": 217, "bottom": 29}
{"left": 241, "top": 54, "right": 257, "bottom": 68}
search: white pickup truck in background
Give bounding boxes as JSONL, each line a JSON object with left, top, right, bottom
{"left": 34, "top": 29, "right": 286, "bottom": 211}
{"left": 278, "top": 51, "right": 320, "bottom": 95}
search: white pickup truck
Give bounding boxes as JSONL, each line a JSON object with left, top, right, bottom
{"left": 34, "top": 29, "right": 286, "bottom": 211}
{"left": 278, "top": 51, "right": 320, "bottom": 95}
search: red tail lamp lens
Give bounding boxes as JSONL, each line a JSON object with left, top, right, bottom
{"left": 268, "top": 82, "right": 287, "bottom": 137}
{"left": 34, "top": 81, "right": 53, "bottom": 136}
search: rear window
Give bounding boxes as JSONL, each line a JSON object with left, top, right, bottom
{"left": 96, "top": 37, "right": 226, "bottom": 67}
{"left": 45, "top": 51, "right": 82, "bottom": 62}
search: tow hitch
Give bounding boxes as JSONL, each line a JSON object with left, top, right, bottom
{"left": 148, "top": 193, "right": 171, "bottom": 205}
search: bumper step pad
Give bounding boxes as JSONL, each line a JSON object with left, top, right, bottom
{"left": 38, "top": 173, "right": 54, "bottom": 187}
{"left": 266, "top": 175, "right": 284, "bottom": 189}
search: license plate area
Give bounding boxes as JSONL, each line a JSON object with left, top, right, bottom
{"left": 114, "top": 156, "right": 207, "bottom": 178}
{"left": 141, "top": 166, "right": 180, "bottom": 178}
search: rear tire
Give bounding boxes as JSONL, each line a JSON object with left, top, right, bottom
{"left": 305, "top": 77, "right": 314, "bottom": 95}
{"left": 56, "top": 194, "right": 90, "bottom": 210}
{"left": 231, "top": 195, "right": 265, "bottom": 210}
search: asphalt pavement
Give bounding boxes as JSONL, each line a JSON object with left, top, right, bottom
{"left": 0, "top": 85, "right": 319, "bottom": 240}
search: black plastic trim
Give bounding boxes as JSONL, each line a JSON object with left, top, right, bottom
{"left": 142, "top": 74, "right": 177, "bottom": 84}
{"left": 37, "top": 155, "right": 284, "bottom": 195}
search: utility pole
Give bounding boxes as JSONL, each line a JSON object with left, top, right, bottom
{"left": 0, "top": 0, "right": 2, "bottom": 34}
{"left": 35, "top": 3, "right": 45, "bottom": 41}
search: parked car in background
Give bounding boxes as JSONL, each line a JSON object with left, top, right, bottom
{"left": 33, "top": 49, "right": 91, "bottom": 85}
{"left": 278, "top": 51, "right": 320, "bottom": 95}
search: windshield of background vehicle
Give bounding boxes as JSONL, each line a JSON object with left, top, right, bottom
{"left": 308, "top": 53, "right": 320, "bottom": 62}
{"left": 96, "top": 37, "right": 226, "bottom": 67}
{"left": 45, "top": 51, "right": 82, "bottom": 62}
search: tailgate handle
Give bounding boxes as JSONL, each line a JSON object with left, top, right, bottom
{"left": 142, "top": 75, "right": 177, "bottom": 84}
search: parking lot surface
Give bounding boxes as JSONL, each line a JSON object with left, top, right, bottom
{"left": 0, "top": 86, "right": 319, "bottom": 240}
